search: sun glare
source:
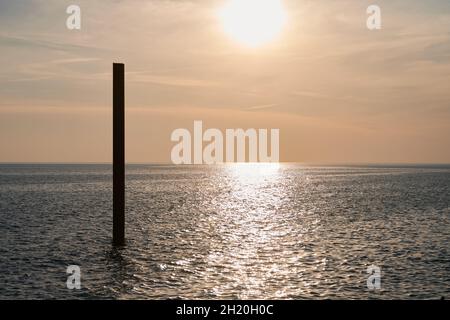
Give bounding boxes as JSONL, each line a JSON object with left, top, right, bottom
{"left": 218, "top": 0, "right": 287, "bottom": 47}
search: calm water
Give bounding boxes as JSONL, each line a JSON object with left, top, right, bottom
{"left": 0, "top": 164, "right": 449, "bottom": 299}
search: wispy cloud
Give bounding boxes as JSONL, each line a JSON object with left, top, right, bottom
{"left": 5, "top": 57, "right": 103, "bottom": 82}
{"left": 126, "top": 72, "right": 219, "bottom": 88}
{"left": 244, "top": 103, "right": 279, "bottom": 111}
{"left": 0, "top": 34, "right": 107, "bottom": 53}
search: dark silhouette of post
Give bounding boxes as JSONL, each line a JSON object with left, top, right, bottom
{"left": 113, "top": 63, "right": 125, "bottom": 246}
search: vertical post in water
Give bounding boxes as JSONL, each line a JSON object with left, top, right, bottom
{"left": 113, "top": 63, "right": 125, "bottom": 246}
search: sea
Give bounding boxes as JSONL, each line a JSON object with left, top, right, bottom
{"left": 0, "top": 163, "right": 449, "bottom": 299}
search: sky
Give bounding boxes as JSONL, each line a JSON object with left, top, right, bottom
{"left": 0, "top": 0, "right": 449, "bottom": 163}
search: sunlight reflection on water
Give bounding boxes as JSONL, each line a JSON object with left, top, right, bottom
{"left": 0, "top": 163, "right": 449, "bottom": 299}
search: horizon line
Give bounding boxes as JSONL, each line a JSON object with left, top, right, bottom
{"left": 1, "top": 162, "right": 450, "bottom": 167}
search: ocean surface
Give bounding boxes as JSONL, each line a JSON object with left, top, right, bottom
{"left": 0, "top": 163, "right": 449, "bottom": 300}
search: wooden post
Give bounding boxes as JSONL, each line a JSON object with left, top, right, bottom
{"left": 113, "top": 63, "right": 125, "bottom": 246}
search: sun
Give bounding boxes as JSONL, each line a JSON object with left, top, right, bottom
{"left": 218, "top": 0, "right": 287, "bottom": 47}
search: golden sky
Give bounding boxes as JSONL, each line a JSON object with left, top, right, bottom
{"left": 0, "top": 0, "right": 449, "bottom": 163}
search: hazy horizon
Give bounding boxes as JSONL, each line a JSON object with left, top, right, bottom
{"left": 1, "top": 161, "right": 450, "bottom": 165}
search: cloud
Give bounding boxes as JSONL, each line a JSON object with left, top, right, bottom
{"left": 126, "top": 72, "right": 219, "bottom": 88}
{"left": 420, "top": 38, "right": 450, "bottom": 63}
{"left": 0, "top": 34, "right": 106, "bottom": 53}
{"left": 3, "top": 56, "right": 104, "bottom": 82}
{"left": 245, "top": 103, "right": 279, "bottom": 111}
